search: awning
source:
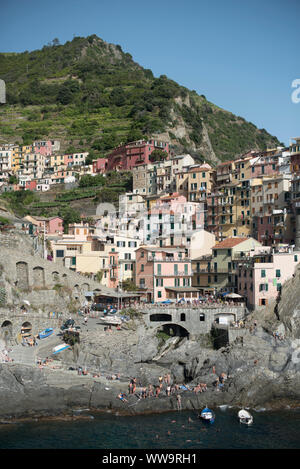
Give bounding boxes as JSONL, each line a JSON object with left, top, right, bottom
{"left": 224, "top": 293, "right": 243, "bottom": 299}
{"left": 85, "top": 291, "right": 95, "bottom": 297}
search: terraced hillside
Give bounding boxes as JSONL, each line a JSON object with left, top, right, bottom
{"left": 0, "top": 35, "right": 281, "bottom": 164}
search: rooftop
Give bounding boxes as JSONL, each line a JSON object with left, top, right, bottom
{"left": 213, "top": 237, "right": 249, "bottom": 249}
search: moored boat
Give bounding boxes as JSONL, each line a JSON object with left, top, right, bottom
{"left": 200, "top": 407, "right": 215, "bottom": 423}
{"left": 238, "top": 409, "right": 253, "bottom": 425}
{"left": 38, "top": 327, "right": 54, "bottom": 339}
{"left": 52, "top": 343, "right": 71, "bottom": 354}
{"left": 99, "top": 315, "right": 122, "bottom": 325}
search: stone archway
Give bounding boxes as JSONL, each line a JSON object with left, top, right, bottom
{"left": 74, "top": 284, "right": 80, "bottom": 298}
{"left": 21, "top": 321, "right": 32, "bottom": 342}
{"left": 1, "top": 320, "right": 13, "bottom": 345}
{"left": 33, "top": 266, "right": 45, "bottom": 289}
{"left": 16, "top": 261, "right": 29, "bottom": 290}
{"left": 157, "top": 322, "right": 190, "bottom": 339}
{"left": 52, "top": 271, "right": 60, "bottom": 283}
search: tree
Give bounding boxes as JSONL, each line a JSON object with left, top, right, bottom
{"left": 120, "top": 279, "right": 138, "bottom": 291}
{"left": 59, "top": 207, "right": 81, "bottom": 233}
{"left": 149, "top": 149, "right": 168, "bottom": 162}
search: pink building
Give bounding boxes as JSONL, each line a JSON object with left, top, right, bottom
{"left": 107, "top": 139, "right": 170, "bottom": 172}
{"left": 237, "top": 247, "right": 300, "bottom": 309}
{"left": 33, "top": 140, "right": 53, "bottom": 156}
{"left": 135, "top": 246, "right": 197, "bottom": 303}
{"left": 250, "top": 152, "right": 279, "bottom": 178}
{"left": 93, "top": 158, "right": 108, "bottom": 174}
{"left": 33, "top": 216, "right": 64, "bottom": 235}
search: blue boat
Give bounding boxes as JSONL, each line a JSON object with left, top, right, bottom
{"left": 200, "top": 407, "right": 215, "bottom": 424}
{"left": 38, "top": 328, "right": 54, "bottom": 339}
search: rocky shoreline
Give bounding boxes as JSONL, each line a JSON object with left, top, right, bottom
{"left": 1, "top": 261, "right": 300, "bottom": 423}
{"left": 0, "top": 322, "right": 299, "bottom": 422}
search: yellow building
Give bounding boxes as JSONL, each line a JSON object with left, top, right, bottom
{"left": 217, "top": 182, "right": 252, "bottom": 239}
{"left": 187, "top": 166, "right": 216, "bottom": 202}
{"left": 50, "top": 154, "right": 65, "bottom": 170}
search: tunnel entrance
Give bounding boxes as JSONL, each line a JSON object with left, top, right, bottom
{"left": 158, "top": 323, "right": 189, "bottom": 339}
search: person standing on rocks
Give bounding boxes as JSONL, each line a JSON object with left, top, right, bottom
{"left": 176, "top": 394, "right": 182, "bottom": 411}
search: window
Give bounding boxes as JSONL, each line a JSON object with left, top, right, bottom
{"left": 157, "top": 291, "right": 162, "bottom": 298}
{"left": 261, "top": 269, "right": 266, "bottom": 278}
{"left": 275, "top": 269, "right": 281, "bottom": 278}
{"left": 157, "top": 264, "right": 161, "bottom": 275}
{"left": 174, "top": 264, "right": 178, "bottom": 275}
{"left": 294, "top": 255, "right": 298, "bottom": 262}
{"left": 199, "top": 313, "right": 205, "bottom": 322}
{"left": 141, "top": 264, "right": 144, "bottom": 272}
{"left": 56, "top": 250, "right": 64, "bottom": 258}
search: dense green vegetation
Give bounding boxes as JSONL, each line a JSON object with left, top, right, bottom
{"left": 0, "top": 170, "right": 132, "bottom": 226}
{"left": 0, "top": 35, "right": 281, "bottom": 163}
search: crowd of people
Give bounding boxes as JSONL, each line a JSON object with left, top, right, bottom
{"left": 116, "top": 371, "right": 229, "bottom": 405}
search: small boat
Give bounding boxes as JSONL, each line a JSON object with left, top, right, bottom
{"left": 99, "top": 315, "right": 122, "bottom": 325}
{"left": 52, "top": 343, "right": 71, "bottom": 354}
{"left": 38, "top": 328, "right": 54, "bottom": 339}
{"left": 200, "top": 407, "right": 215, "bottom": 423}
{"left": 238, "top": 409, "right": 253, "bottom": 425}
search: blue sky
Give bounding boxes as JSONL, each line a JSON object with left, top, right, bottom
{"left": 1, "top": 0, "right": 299, "bottom": 145}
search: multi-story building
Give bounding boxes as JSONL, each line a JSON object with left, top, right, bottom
{"left": 187, "top": 164, "right": 215, "bottom": 203}
{"left": 143, "top": 193, "right": 204, "bottom": 247}
{"left": 92, "top": 158, "right": 108, "bottom": 174}
{"left": 237, "top": 245, "right": 300, "bottom": 309}
{"left": 135, "top": 246, "right": 196, "bottom": 303}
{"left": 193, "top": 237, "right": 262, "bottom": 294}
{"left": 64, "top": 152, "right": 88, "bottom": 167}
{"left": 107, "top": 139, "right": 169, "bottom": 172}
{"left": 251, "top": 173, "right": 292, "bottom": 245}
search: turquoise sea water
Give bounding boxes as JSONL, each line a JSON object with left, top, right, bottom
{"left": 0, "top": 408, "right": 299, "bottom": 450}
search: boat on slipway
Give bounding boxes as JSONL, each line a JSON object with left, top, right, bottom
{"left": 98, "top": 315, "right": 122, "bottom": 326}
{"left": 238, "top": 409, "right": 253, "bottom": 425}
{"left": 52, "top": 343, "right": 71, "bottom": 355}
{"left": 38, "top": 328, "right": 54, "bottom": 339}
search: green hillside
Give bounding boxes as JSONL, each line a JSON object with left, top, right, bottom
{"left": 0, "top": 35, "right": 281, "bottom": 163}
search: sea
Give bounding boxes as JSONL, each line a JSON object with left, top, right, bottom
{"left": 0, "top": 406, "right": 299, "bottom": 451}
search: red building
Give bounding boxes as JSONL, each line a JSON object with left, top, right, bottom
{"left": 25, "top": 180, "right": 37, "bottom": 191}
{"left": 107, "top": 139, "right": 170, "bottom": 171}
{"left": 92, "top": 158, "right": 108, "bottom": 174}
